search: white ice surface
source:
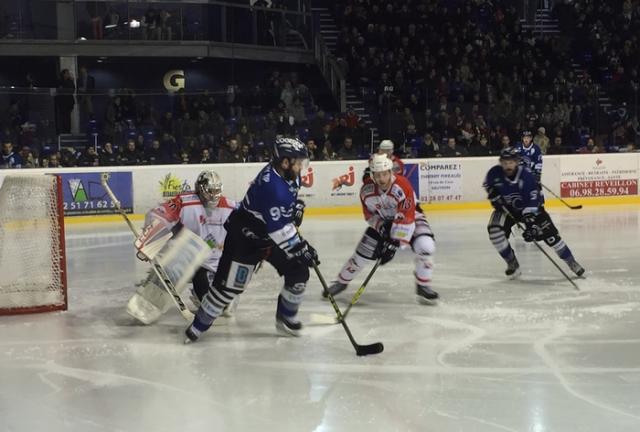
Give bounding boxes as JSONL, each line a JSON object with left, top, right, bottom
{"left": 1, "top": 206, "right": 640, "bottom": 431}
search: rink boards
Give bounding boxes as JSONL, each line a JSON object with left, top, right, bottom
{"left": 0, "top": 153, "right": 639, "bottom": 222}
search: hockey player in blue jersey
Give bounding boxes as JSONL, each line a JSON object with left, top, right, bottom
{"left": 484, "top": 148, "right": 585, "bottom": 278}
{"left": 516, "top": 130, "right": 543, "bottom": 183}
{"left": 185, "top": 137, "right": 319, "bottom": 343}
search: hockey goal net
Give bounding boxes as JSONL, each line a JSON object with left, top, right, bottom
{"left": 0, "top": 174, "right": 67, "bottom": 314}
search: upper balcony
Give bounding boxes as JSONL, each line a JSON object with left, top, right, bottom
{"left": 0, "top": 0, "right": 315, "bottom": 62}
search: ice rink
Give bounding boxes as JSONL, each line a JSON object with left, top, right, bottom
{"left": 2, "top": 205, "right": 640, "bottom": 431}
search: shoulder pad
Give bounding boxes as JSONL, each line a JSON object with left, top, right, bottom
{"left": 360, "top": 183, "right": 376, "bottom": 198}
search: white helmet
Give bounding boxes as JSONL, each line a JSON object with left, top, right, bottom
{"left": 195, "top": 170, "right": 223, "bottom": 207}
{"left": 369, "top": 153, "right": 393, "bottom": 173}
{"left": 379, "top": 139, "right": 394, "bottom": 151}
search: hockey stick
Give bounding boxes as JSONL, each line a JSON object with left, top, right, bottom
{"left": 100, "top": 173, "right": 195, "bottom": 321}
{"left": 541, "top": 184, "right": 583, "bottom": 210}
{"left": 502, "top": 207, "right": 579, "bottom": 291}
{"left": 312, "top": 259, "right": 382, "bottom": 325}
{"left": 312, "top": 261, "right": 384, "bottom": 356}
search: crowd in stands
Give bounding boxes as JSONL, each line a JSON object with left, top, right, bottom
{"left": 1, "top": 66, "right": 378, "bottom": 168}
{"left": 4, "top": 0, "right": 640, "bottom": 170}
{"left": 331, "top": 0, "right": 640, "bottom": 157}
{"left": 553, "top": 0, "right": 640, "bottom": 150}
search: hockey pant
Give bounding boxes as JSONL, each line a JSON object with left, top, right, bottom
{"left": 336, "top": 213, "right": 435, "bottom": 288}
{"left": 191, "top": 210, "right": 310, "bottom": 335}
{"left": 487, "top": 207, "right": 576, "bottom": 263}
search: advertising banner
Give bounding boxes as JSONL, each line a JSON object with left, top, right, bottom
{"left": 415, "top": 161, "right": 464, "bottom": 203}
{"left": 560, "top": 155, "right": 639, "bottom": 198}
{"left": 59, "top": 171, "right": 133, "bottom": 215}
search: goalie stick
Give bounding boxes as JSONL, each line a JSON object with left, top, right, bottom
{"left": 100, "top": 173, "right": 195, "bottom": 321}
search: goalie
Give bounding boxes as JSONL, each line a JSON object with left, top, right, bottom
{"left": 127, "top": 170, "right": 238, "bottom": 324}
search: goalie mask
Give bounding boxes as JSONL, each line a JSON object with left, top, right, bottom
{"left": 195, "top": 170, "right": 223, "bottom": 208}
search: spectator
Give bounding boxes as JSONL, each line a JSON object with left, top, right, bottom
{"left": 417, "top": 133, "right": 442, "bottom": 158}
{"left": 330, "top": 118, "right": 349, "bottom": 151}
{"left": 576, "top": 137, "right": 596, "bottom": 154}
{"left": 1, "top": 142, "right": 23, "bottom": 168}
{"left": 500, "top": 135, "right": 512, "bottom": 150}
{"left": 55, "top": 69, "right": 76, "bottom": 135}
{"left": 534, "top": 127, "right": 550, "bottom": 154}
{"left": 322, "top": 140, "right": 338, "bottom": 160}
{"left": 344, "top": 108, "right": 359, "bottom": 129}
{"left": 240, "top": 144, "right": 254, "bottom": 163}
{"left": 337, "top": 137, "right": 358, "bottom": 160}
{"left": 547, "top": 136, "right": 566, "bottom": 155}
{"left": 78, "top": 146, "right": 100, "bottom": 167}
{"left": 23, "top": 150, "right": 38, "bottom": 168}
{"left": 280, "top": 81, "right": 295, "bottom": 110}
{"left": 469, "top": 135, "right": 493, "bottom": 157}
{"left": 309, "top": 110, "right": 327, "bottom": 143}
{"left": 290, "top": 98, "right": 307, "bottom": 124}
{"left": 306, "top": 139, "right": 320, "bottom": 161}
{"left": 179, "top": 150, "right": 191, "bottom": 164}
{"left": 196, "top": 148, "right": 212, "bottom": 164}
{"left": 442, "top": 137, "right": 468, "bottom": 157}
{"left": 119, "top": 139, "right": 141, "bottom": 165}
{"left": 219, "top": 139, "right": 243, "bottom": 163}
{"left": 144, "top": 140, "right": 165, "bottom": 165}
{"left": 60, "top": 148, "right": 78, "bottom": 167}
{"left": 18, "top": 146, "right": 34, "bottom": 167}
{"left": 100, "top": 142, "right": 119, "bottom": 166}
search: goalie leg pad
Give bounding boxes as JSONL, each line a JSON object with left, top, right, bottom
{"left": 126, "top": 270, "right": 188, "bottom": 325}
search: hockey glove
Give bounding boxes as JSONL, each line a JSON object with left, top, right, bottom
{"left": 293, "top": 199, "right": 305, "bottom": 227}
{"left": 522, "top": 213, "right": 541, "bottom": 243}
{"left": 378, "top": 220, "right": 394, "bottom": 241}
{"left": 487, "top": 187, "right": 506, "bottom": 211}
{"left": 377, "top": 239, "right": 399, "bottom": 266}
{"left": 289, "top": 240, "right": 320, "bottom": 267}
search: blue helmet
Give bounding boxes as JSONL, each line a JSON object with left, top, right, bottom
{"left": 499, "top": 147, "right": 520, "bottom": 161}
{"left": 272, "top": 137, "right": 309, "bottom": 162}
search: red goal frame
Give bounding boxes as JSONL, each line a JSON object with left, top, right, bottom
{"left": 0, "top": 175, "right": 68, "bottom": 315}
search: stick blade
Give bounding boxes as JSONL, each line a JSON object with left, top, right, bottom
{"left": 356, "top": 342, "right": 384, "bottom": 356}
{"left": 571, "top": 205, "right": 583, "bottom": 210}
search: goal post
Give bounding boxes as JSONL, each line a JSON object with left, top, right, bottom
{"left": 0, "top": 174, "right": 68, "bottom": 315}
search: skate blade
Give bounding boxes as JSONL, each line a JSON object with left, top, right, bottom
{"left": 275, "top": 321, "right": 302, "bottom": 337}
{"left": 416, "top": 295, "right": 438, "bottom": 306}
{"left": 309, "top": 313, "right": 339, "bottom": 324}
{"left": 508, "top": 269, "right": 522, "bottom": 280}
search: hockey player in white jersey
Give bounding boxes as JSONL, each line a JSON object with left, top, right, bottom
{"left": 127, "top": 170, "right": 238, "bottom": 324}
{"left": 326, "top": 154, "right": 439, "bottom": 304}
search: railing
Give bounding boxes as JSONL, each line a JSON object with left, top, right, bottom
{"left": 314, "top": 33, "right": 346, "bottom": 113}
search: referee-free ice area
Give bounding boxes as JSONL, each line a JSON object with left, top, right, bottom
{"left": 1, "top": 205, "right": 640, "bottom": 431}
